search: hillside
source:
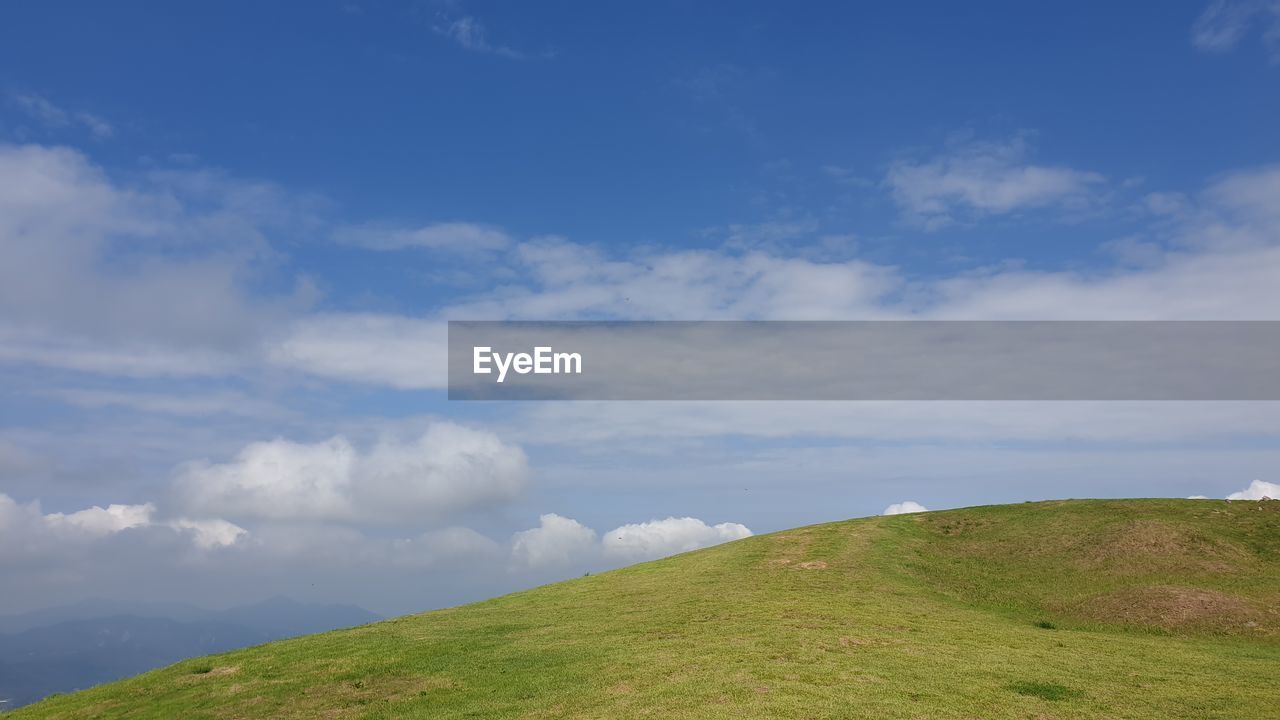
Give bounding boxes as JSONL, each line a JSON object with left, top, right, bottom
{"left": 10, "top": 499, "right": 1279, "bottom": 719}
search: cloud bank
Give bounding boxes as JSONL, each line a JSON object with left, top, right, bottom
{"left": 509, "top": 514, "right": 754, "bottom": 569}
{"left": 173, "top": 423, "right": 528, "bottom": 525}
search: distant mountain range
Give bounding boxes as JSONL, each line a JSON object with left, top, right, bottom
{"left": 0, "top": 597, "right": 381, "bottom": 708}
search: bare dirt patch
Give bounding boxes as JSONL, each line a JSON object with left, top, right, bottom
{"left": 796, "top": 561, "right": 828, "bottom": 570}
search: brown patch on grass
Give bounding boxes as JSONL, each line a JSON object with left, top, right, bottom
{"left": 796, "top": 560, "right": 827, "bottom": 570}
{"left": 220, "top": 674, "right": 457, "bottom": 719}
{"left": 764, "top": 529, "right": 819, "bottom": 570}
{"left": 608, "top": 682, "right": 634, "bottom": 695}
{"left": 1075, "top": 585, "right": 1270, "bottom": 634}
{"left": 178, "top": 665, "right": 240, "bottom": 685}
{"left": 1074, "top": 520, "right": 1251, "bottom": 575}
{"left": 926, "top": 517, "right": 992, "bottom": 537}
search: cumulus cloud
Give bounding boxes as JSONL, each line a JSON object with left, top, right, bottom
{"left": 333, "top": 221, "right": 512, "bottom": 252}
{"left": 1191, "top": 1, "right": 1280, "bottom": 60}
{"left": 510, "top": 514, "right": 598, "bottom": 569}
{"left": 882, "top": 501, "right": 929, "bottom": 515}
{"left": 1226, "top": 479, "right": 1280, "bottom": 500}
{"left": 44, "top": 502, "right": 156, "bottom": 536}
{"left": 508, "top": 514, "right": 753, "bottom": 569}
{"left": 172, "top": 423, "right": 527, "bottom": 525}
{"left": 602, "top": 517, "right": 752, "bottom": 561}
{"left": 885, "top": 136, "right": 1104, "bottom": 229}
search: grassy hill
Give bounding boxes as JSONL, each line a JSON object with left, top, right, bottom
{"left": 11, "top": 499, "right": 1279, "bottom": 719}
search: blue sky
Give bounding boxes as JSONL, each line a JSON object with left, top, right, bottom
{"left": 1, "top": 1, "right": 1279, "bottom": 616}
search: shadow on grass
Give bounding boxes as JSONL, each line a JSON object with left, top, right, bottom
{"left": 1008, "top": 680, "right": 1083, "bottom": 701}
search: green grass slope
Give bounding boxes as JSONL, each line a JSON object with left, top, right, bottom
{"left": 13, "top": 499, "right": 1280, "bottom": 719}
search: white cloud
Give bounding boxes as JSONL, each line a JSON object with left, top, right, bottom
{"left": 433, "top": 15, "right": 533, "bottom": 60}
{"left": 264, "top": 181, "right": 1280, "bottom": 392}
{"left": 885, "top": 136, "right": 1104, "bottom": 229}
{"left": 262, "top": 243, "right": 900, "bottom": 390}
{"left": 510, "top": 514, "right": 598, "bottom": 569}
{"left": 0, "top": 143, "right": 310, "bottom": 378}
{"left": 1226, "top": 479, "right": 1280, "bottom": 500}
{"left": 602, "top": 517, "right": 752, "bottom": 562}
{"left": 1191, "top": 1, "right": 1280, "bottom": 60}
{"left": 0, "top": 493, "right": 246, "bottom": 554}
{"left": 11, "top": 94, "right": 114, "bottom": 138}
{"left": 268, "top": 314, "right": 447, "bottom": 389}
{"left": 333, "top": 221, "right": 512, "bottom": 252}
{"left": 44, "top": 502, "right": 156, "bottom": 536}
{"left": 172, "top": 423, "right": 527, "bottom": 524}
{"left": 167, "top": 517, "right": 248, "bottom": 549}
{"left": 1201, "top": 165, "right": 1280, "bottom": 233}
{"left": 9, "top": 142, "right": 1271, "bottom": 393}
{"left": 446, "top": 236, "right": 900, "bottom": 321}
{"left": 882, "top": 501, "right": 928, "bottom": 515}
{"left": 508, "top": 514, "right": 753, "bottom": 569}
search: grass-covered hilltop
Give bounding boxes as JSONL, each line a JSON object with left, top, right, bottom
{"left": 13, "top": 499, "right": 1279, "bottom": 719}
